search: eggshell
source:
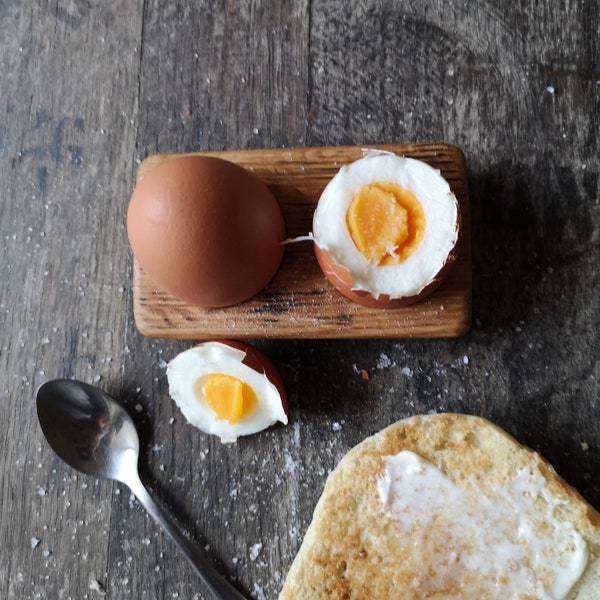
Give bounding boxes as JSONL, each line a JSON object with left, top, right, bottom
{"left": 220, "top": 340, "right": 288, "bottom": 416}
{"left": 127, "top": 155, "right": 286, "bottom": 308}
{"left": 312, "top": 153, "right": 461, "bottom": 308}
{"left": 314, "top": 241, "right": 459, "bottom": 308}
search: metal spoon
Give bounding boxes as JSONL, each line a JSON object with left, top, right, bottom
{"left": 36, "top": 378, "right": 246, "bottom": 600}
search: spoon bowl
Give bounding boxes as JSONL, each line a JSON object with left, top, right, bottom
{"left": 36, "top": 378, "right": 246, "bottom": 600}
{"left": 37, "top": 379, "right": 139, "bottom": 482}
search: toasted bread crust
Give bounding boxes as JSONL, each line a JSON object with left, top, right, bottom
{"left": 280, "top": 414, "right": 600, "bottom": 600}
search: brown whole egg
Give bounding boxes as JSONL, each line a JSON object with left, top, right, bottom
{"left": 127, "top": 155, "right": 286, "bottom": 307}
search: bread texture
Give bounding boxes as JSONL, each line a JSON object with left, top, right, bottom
{"left": 279, "top": 413, "right": 600, "bottom": 599}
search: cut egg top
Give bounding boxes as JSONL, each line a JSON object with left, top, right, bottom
{"left": 312, "top": 152, "right": 460, "bottom": 306}
{"left": 166, "top": 341, "right": 287, "bottom": 443}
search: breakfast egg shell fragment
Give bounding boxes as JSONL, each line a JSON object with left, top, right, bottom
{"left": 166, "top": 341, "right": 287, "bottom": 443}
{"left": 312, "top": 153, "right": 461, "bottom": 308}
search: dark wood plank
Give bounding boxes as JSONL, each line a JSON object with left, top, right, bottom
{"left": 0, "top": 2, "right": 143, "bottom": 599}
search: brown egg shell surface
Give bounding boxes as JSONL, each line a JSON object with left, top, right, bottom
{"left": 126, "top": 155, "right": 286, "bottom": 308}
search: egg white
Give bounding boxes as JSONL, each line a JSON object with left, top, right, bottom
{"left": 312, "top": 152, "right": 459, "bottom": 299}
{"left": 166, "top": 342, "right": 287, "bottom": 443}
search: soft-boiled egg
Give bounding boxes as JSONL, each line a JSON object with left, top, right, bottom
{"left": 127, "top": 155, "right": 286, "bottom": 308}
{"left": 166, "top": 341, "right": 287, "bottom": 443}
{"left": 312, "top": 151, "right": 460, "bottom": 307}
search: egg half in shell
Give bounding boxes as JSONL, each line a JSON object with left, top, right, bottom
{"left": 166, "top": 341, "right": 287, "bottom": 443}
{"left": 312, "top": 152, "right": 460, "bottom": 308}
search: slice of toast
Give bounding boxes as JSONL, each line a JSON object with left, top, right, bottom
{"left": 280, "top": 414, "right": 600, "bottom": 599}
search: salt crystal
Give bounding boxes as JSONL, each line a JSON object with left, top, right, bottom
{"left": 546, "top": 85, "right": 555, "bottom": 94}
{"left": 89, "top": 579, "right": 105, "bottom": 593}
{"left": 31, "top": 537, "right": 40, "bottom": 548}
{"left": 463, "top": 355, "right": 469, "bottom": 365}
{"left": 249, "top": 542, "right": 263, "bottom": 561}
{"left": 252, "top": 582, "right": 266, "bottom": 600}
{"left": 376, "top": 353, "right": 395, "bottom": 369}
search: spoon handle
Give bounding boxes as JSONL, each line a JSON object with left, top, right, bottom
{"left": 127, "top": 473, "right": 247, "bottom": 600}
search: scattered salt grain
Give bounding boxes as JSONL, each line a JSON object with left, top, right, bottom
{"left": 158, "top": 359, "right": 168, "bottom": 369}
{"left": 401, "top": 366, "right": 413, "bottom": 378}
{"left": 546, "top": 85, "right": 555, "bottom": 94}
{"left": 283, "top": 452, "right": 297, "bottom": 473}
{"left": 376, "top": 353, "right": 395, "bottom": 369}
{"left": 249, "top": 543, "right": 263, "bottom": 561}
{"left": 463, "top": 355, "right": 469, "bottom": 365}
{"left": 31, "top": 537, "right": 40, "bottom": 548}
{"left": 89, "top": 579, "right": 105, "bottom": 593}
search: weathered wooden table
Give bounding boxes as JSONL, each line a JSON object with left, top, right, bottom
{"left": 1, "top": 2, "right": 598, "bottom": 599}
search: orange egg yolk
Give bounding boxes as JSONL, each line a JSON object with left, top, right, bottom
{"left": 346, "top": 182, "right": 425, "bottom": 265}
{"left": 195, "top": 374, "right": 258, "bottom": 424}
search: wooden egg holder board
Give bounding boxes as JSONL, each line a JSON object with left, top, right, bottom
{"left": 131, "top": 144, "right": 472, "bottom": 339}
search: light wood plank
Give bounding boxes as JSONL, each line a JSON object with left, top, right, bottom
{"left": 131, "top": 144, "right": 472, "bottom": 339}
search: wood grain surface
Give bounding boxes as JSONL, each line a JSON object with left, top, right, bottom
{"left": 1, "top": 2, "right": 598, "bottom": 600}
{"left": 132, "top": 144, "right": 472, "bottom": 339}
